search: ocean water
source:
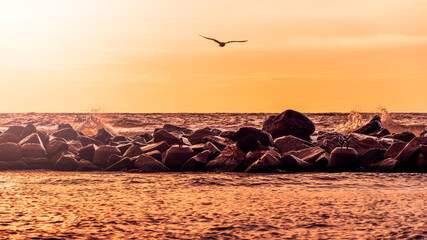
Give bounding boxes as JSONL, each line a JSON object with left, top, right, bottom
{"left": 1, "top": 171, "right": 425, "bottom": 239}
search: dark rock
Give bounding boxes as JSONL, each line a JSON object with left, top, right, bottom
{"left": 79, "top": 136, "right": 103, "bottom": 146}
{"left": 139, "top": 132, "right": 153, "bottom": 142}
{"left": 244, "top": 150, "right": 267, "bottom": 167}
{"left": 46, "top": 140, "right": 68, "bottom": 158}
{"left": 396, "top": 137, "right": 427, "bottom": 164}
{"left": 0, "top": 142, "right": 22, "bottom": 161}
{"left": 107, "top": 154, "right": 122, "bottom": 167}
{"left": 67, "top": 140, "right": 83, "bottom": 155}
{"left": 204, "top": 142, "right": 220, "bottom": 160}
{"left": 153, "top": 129, "right": 180, "bottom": 145}
{"left": 21, "top": 143, "right": 46, "bottom": 158}
{"left": 415, "top": 153, "right": 427, "bottom": 172}
{"left": 274, "top": 135, "right": 313, "bottom": 154}
{"left": 235, "top": 127, "right": 274, "bottom": 153}
{"left": 190, "top": 143, "right": 206, "bottom": 155}
{"left": 348, "top": 133, "right": 385, "bottom": 156}
{"left": 145, "top": 150, "right": 162, "bottom": 162}
{"left": 328, "top": 147, "right": 359, "bottom": 171}
{"left": 201, "top": 136, "right": 232, "bottom": 150}
{"left": 281, "top": 154, "right": 316, "bottom": 172}
{"left": 0, "top": 160, "right": 28, "bottom": 170}
{"left": 370, "top": 128, "right": 391, "bottom": 138}
{"left": 180, "top": 150, "right": 211, "bottom": 171}
{"left": 19, "top": 124, "right": 37, "bottom": 140}
{"left": 21, "top": 157, "right": 51, "bottom": 169}
{"left": 105, "top": 157, "right": 132, "bottom": 171}
{"left": 0, "top": 133, "right": 19, "bottom": 143}
{"left": 163, "top": 124, "right": 193, "bottom": 135}
{"left": 140, "top": 141, "right": 170, "bottom": 153}
{"left": 188, "top": 128, "right": 214, "bottom": 145}
{"left": 131, "top": 136, "right": 147, "bottom": 145}
{"left": 77, "top": 160, "right": 100, "bottom": 171}
{"left": 94, "top": 128, "right": 114, "bottom": 143}
{"left": 93, "top": 146, "right": 121, "bottom": 168}
{"left": 163, "top": 146, "right": 194, "bottom": 171}
{"left": 315, "top": 132, "right": 344, "bottom": 153}
{"left": 369, "top": 158, "right": 401, "bottom": 172}
{"left": 286, "top": 147, "right": 326, "bottom": 165}
{"left": 262, "top": 109, "right": 315, "bottom": 140}
{"left": 53, "top": 155, "right": 79, "bottom": 171}
{"left": 205, "top": 145, "right": 246, "bottom": 172}
{"left": 245, "top": 150, "right": 282, "bottom": 173}
{"left": 420, "top": 130, "right": 427, "bottom": 137}
{"left": 52, "top": 128, "right": 79, "bottom": 141}
{"left": 37, "top": 131, "right": 50, "bottom": 148}
{"left": 360, "top": 148, "right": 385, "bottom": 168}
{"left": 4, "top": 126, "right": 25, "bottom": 138}
{"left": 116, "top": 143, "right": 133, "bottom": 155}
{"left": 354, "top": 115, "right": 383, "bottom": 135}
{"left": 384, "top": 131, "right": 416, "bottom": 142}
{"left": 384, "top": 141, "right": 407, "bottom": 159}
{"left": 19, "top": 133, "right": 43, "bottom": 145}
{"left": 58, "top": 123, "right": 73, "bottom": 130}
{"left": 111, "top": 135, "right": 128, "bottom": 142}
{"left": 219, "top": 130, "right": 236, "bottom": 141}
{"left": 134, "top": 154, "right": 170, "bottom": 172}
{"left": 123, "top": 144, "right": 143, "bottom": 158}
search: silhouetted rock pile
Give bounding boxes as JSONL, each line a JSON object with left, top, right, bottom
{"left": 0, "top": 110, "right": 426, "bottom": 173}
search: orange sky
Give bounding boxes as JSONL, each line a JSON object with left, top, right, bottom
{"left": 1, "top": 0, "right": 426, "bottom": 113}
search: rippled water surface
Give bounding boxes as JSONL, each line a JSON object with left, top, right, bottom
{"left": 0, "top": 171, "right": 426, "bottom": 239}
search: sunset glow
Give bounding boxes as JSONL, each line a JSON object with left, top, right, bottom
{"left": 1, "top": 0, "right": 426, "bottom": 112}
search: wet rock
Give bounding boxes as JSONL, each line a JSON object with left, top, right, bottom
{"left": 315, "top": 132, "right": 344, "bottom": 153}
{"left": 286, "top": 147, "right": 327, "bottom": 166}
{"left": 244, "top": 150, "right": 267, "bottom": 168}
{"left": 0, "top": 133, "right": 19, "bottom": 144}
{"left": 94, "top": 128, "right": 114, "bottom": 144}
{"left": 360, "top": 148, "right": 385, "bottom": 168}
{"left": 140, "top": 141, "right": 170, "bottom": 154}
{"left": 4, "top": 126, "right": 25, "bottom": 138}
{"left": 327, "top": 147, "right": 359, "bottom": 172}
{"left": 116, "top": 143, "right": 133, "bottom": 155}
{"left": 21, "top": 143, "right": 46, "bottom": 158}
{"left": 420, "top": 130, "right": 427, "bottom": 137}
{"left": 0, "top": 160, "right": 28, "bottom": 170}
{"left": 188, "top": 128, "right": 214, "bottom": 145}
{"left": 245, "top": 150, "right": 282, "bottom": 173}
{"left": 353, "top": 115, "right": 383, "bottom": 135}
{"left": 47, "top": 140, "right": 68, "bottom": 158}
{"left": 93, "top": 146, "right": 121, "bottom": 168}
{"left": 219, "top": 130, "right": 236, "bottom": 141}
{"left": 370, "top": 128, "right": 391, "bottom": 138}
{"left": 162, "top": 124, "right": 192, "bottom": 135}
{"left": 274, "top": 135, "right": 313, "bottom": 154}
{"left": 67, "top": 140, "right": 83, "bottom": 155}
{"left": 415, "top": 153, "right": 427, "bottom": 171}
{"left": 281, "top": 154, "right": 316, "bottom": 172}
{"left": 206, "top": 145, "right": 246, "bottom": 172}
{"left": 19, "top": 133, "right": 43, "bottom": 145}
{"left": 107, "top": 154, "right": 122, "bottom": 167}
{"left": 58, "top": 123, "right": 73, "bottom": 130}
{"left": 21, "top": 157, "right": 51, "bottom": 169}
{"left": 134, "top": 154, "right": 170, "bottom": 172}
{"left": 384, "top": 141, "right": 407, "bottom": 159}
{"left": 190, "top": 143, "right": 206, "bottom": 155}
{"left": 19, "top": 124, "right": 37, "bottom": 140}
{"left": 139, "top": 132, "right": 153, "bottom": 142}
{"left": 145, "top": 150, "right": 162, "bottom": 162}
{"left": 0, "top": 142, "right": 22, "bottom": 161}
{"left": 37, "top": 131, "right": 50, "bottom": 148}
{"left": 262, "top": 109, "right": 315, "bottom": 140}
{"left": 105, "top": 157, "right": 132, "bottom": 171}
{"left": 180, "top": 150, "right": 211, "bottom": 171}
{"left": 153, "top": 129, "right": 180, "bottom": 145}
{"left": 369, "top": 158, "right": 401, "bottom": 172}
{"left": 383, "top": 131, "right": 416, "bottom": 142}
{"left": 123, "top": 144, "right": 143, "bottom": 158}
{"left": 235, "top": 127, "right": 274, "bottom": 153}
{"left": 77, "top": 144, "right": 95, "bottom": 161}
{"left": 204, "top": 141, "right": 220, "bottom": 160}
{"left": 52, "top": 128, "right": 79, "bottom": 141}
{"left": 395, "top": 137, "right": 427, "bottom": 165}
{"left": 111, "top": 135, "right": 128, "bottom": 143}
{"left": 53, "top": 154, "right": 79, "bottom": 171}
{"left": 348, "top": 133, "right": 385, "bottom": 156}
{"left": 200, "top": 136, "right": 230, "bottom": 150}
{"left": 163, "top": 146, "right": 195, "bottom": 171}
{"left": 77, "top": 160, "right": 100, "bottom": 171}
{"left": 79, "top": 136, "right": 103, "bottom": 146}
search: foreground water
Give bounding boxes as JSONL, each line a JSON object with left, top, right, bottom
{"left": 0, "top": 172, "right": 425, "bottom": 239}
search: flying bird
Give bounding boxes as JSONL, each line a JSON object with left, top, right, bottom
{"left": 199, "top": 34, "right": 247, "bottom": 47}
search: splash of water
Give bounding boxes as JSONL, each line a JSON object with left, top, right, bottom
{"left": 334, "top": 110, "right": 370, "bottom": 134}
{"left": 75, "top": 108, "right": 117, "bottom": 136}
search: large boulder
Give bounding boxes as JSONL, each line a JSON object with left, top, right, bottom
{"left": 235, "top": 127, "right": 273, "bottom": 153}
{"left": 19, "top": 124, "right": 37, "bottom": 140}
{"left": 188, "top": 128, "right": 214, "bottom": 145}
{"left": 140, "top": 141, "right": 170, "bottom": 154}
{"left": 19, "top": 133, "right": 43, "bottom": 145}
{"left": 327, "top": 147, "right": 359, "bottom": 172}
{"left": 347, "top": 133, "right": 385, "bottom": 156}
{"left": 153, "top": 129, "right": 180, "bottom": 145}
{"left": 245, "top": 150, "right": 282, "bottom": 173}
{"left": 180, "top": 150, "right": 211, "bottom": 171}
{"left": 53, "top": 155, "right": 79, "bottom": 171}
{"left": 123, "top": 144, "right": 143, "bottom": 158}
{"left": 93, "top": 146, "right": 121, "bottom": 168}
{"left": 21, "top": 157, "right": 51, "bottom": 169}
{"left": 274, "top": 135, "right": 314, "bottom": 154}
{"left": 359, "top": 148, "right": 385, "bottom": 169}
{"left": 286, "top": 146, "right": 327, "bottom": 169}
{"left": 262, "top": 109, "right": 315, "bottom": 140}
{"left": 21, "top": 143, "right": 46, "bottom": 158}
{"left": 315, "top": 132, "right": 344, "bottom": 153}
{"left": 79, "top": 136, "right": 103, "bottom": 146}
{"left": 94, "top": 128, "right": 114, "bottom": 144}
{"left": 51, "top": 128, "right": 79, "bottom": 141}
{"left": 395, "top": 137, "right": 427, "bottom": 167}
{"left": 77, "top": 160, "right": 100, "bottom": 171}
{"left": 163, "top": 146, "right": 194, "bottom": 171}
{"left": 134, "top": 154, "right": 170, "bottom": 172}
{"left": 77, "top": 144, "right": 95, "bottom": 161}
{"left": 280, "top": 154, "right": 316, "bottom": 172}
{"left": 0, "top": 133, "right": 19, "bottom": 143}
{"left": 369, "top": 158, "right": 401, "bottom": 172}
{"left": 384, "top": 141, "right": 407, "bottom": 159}
{"left": 383, "top": 131, "right": 416, "bottom": 142}
{"left": 0, "top": 160, "right": 28, "bottom": 170}
{"left": 244, "top": 150, "right": 267, "bottom": 168}
{"left": 0, "top": 142, "right": 22, "bottom": 161}
{"left": 353, "top": 115, "right": 383, "bottom": 135}
{"left": 4, "top": 126, "right": 25, "bottom": 138}
{"left": 205, "top": 145, "right": 246, "bottom": 172}
{"left": 46, "top": 140, "right": 68, "bottom": 158}
{"left": 162, "top": 124, "right": 192, "bottom": 135}
{"left": 105, "top": 157, "right": 132, "bottom": 171}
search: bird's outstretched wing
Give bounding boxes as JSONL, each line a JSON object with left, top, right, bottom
{"left": 225, "top": 40, "right": 248, "bottom": 44}
{"left": 199, "top": 34, "right": 222, "bottom": 44}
